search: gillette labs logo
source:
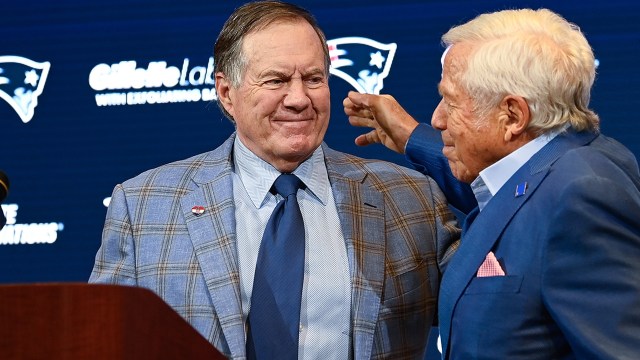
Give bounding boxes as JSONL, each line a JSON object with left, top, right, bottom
{"left": 89, "top": 37, "right": 397, "bottom": 107}
{"left": 90, "top": 57, "right": 216, "bottom": 106}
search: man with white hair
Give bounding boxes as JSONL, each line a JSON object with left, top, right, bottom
{"left": 345, "top": 8, "right": 640, "bottom": 359}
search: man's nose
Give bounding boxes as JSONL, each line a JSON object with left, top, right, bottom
{"left": 283, "top": 79, "right": 311, "bottom": 109}
{"left": 431, "top": 100, "right": 447, "bottom": 130}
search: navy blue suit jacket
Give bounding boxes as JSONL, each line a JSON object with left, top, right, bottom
{"left": 406, "top": 124, "right": 640, "bottom": 359}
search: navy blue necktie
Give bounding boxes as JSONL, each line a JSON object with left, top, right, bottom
{"left": 246, "top": 174, "right": 305, "bottom": 360}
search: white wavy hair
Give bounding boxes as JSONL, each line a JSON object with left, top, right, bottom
{"left": 443, "top": 8, "right": 600, "bottom": 134}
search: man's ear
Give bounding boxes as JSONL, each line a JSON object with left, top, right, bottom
{"left": 215, "top": 72, "right": 234, "bottom": 117}
{"left": 500, "top": 95, "right": 530, "bottom": 142}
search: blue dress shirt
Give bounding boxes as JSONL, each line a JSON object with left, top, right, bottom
{"left": 232, "top": 138, "right": 352, "bottom": 359}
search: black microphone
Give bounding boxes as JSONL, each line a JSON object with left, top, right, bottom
{"left": 0, "top": 170, "right": 8, "bottom": 203}
{"left": 0, "top": 170, "right": 8, "bottom": 230}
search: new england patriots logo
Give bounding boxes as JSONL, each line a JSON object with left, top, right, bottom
{"left": 0, "top": 56, "right": 51, "bottom": 123}
{"left": 328, "top": 37, "right": 397, "bottom": 94}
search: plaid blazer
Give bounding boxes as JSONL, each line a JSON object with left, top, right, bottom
{"left": 90, "top": 134, "right": 460, "bottom": 359}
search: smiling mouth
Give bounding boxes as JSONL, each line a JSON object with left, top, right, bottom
{"left": 441, "top": 144, "right": 456, "bottom": 157}
{"left": 274, "top": 116, "right": 313, "bottom": 122}
{"left": 273, "top": 118, "right": 314, "bottom": 133}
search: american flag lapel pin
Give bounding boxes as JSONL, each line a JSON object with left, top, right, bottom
{"left": 191, "top": 205, "right": 205, "bottom": 216}
{"left": 514, "top": 182, "right": 528, "bottom": 197}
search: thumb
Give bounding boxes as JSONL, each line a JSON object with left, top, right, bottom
{"left": 348, "top": 91, "right": 371, "bottom": 107}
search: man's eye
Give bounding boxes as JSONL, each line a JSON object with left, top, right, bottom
{"left": 444, "top": 102, "right": 454, "bottom": 114}
{"left": 445, "top": 101, "right": 461, "bottom": 114}
{"left": 305, "top": 76, "right": 325, "bottom": 87}
{"left": 265, "top": 79, "right": 284, "bottom": 86}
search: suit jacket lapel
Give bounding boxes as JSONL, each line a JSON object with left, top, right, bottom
{"left": 324, "top": 146, "right": 386, "bottom": 360}
{"left": 438, "top": 170, "right": 546, "bottom": 357}
{"left": 439, "top": 130, "right": 598, "bottom": 357}
{"left": 180, "top": 135, "right": 247, "bottom": 358}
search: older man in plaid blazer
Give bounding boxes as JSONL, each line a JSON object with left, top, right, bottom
{"left": 90, "top": 1, "right": 459, "bottom": 359}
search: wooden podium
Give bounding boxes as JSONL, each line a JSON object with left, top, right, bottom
{"left": 0, "top": 283, "right": 225, "bottom": 359}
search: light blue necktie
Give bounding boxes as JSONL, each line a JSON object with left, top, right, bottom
{"left": 246, "top": 173, "right": 305, "bottom": 360}
{"left": 473, "top": 178, "right": 492, "bottom": 212}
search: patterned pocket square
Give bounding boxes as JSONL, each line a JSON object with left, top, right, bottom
{"left": 477, "top": 252, "right": 505, "bottom": 277}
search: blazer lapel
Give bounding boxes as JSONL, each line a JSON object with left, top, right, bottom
{"left": 439, "top": 130, "right": 598, "bottom": 358}
{"left": 180, "top": 136, "right": 247, "bottom": 358}
{"left": 438, "top": 169, "right": 546, "bottom": 357}
{"left": 324, "top": 146, "right": 386, "bottom": 360}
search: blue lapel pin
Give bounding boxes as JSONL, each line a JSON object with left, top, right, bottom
{"left": 515, "top": 182, "right": 528, "bottom": 197}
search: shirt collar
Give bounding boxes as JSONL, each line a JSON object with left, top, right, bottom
{"left": 233, "top": 137, "right": 329, "bottom": 208}
{"left": 477, "top": 124, "right": 569, "bottom": 196}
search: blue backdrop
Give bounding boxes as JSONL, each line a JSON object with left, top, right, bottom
{"left": 1, "top": 0, "right": 639, "bottom": 305}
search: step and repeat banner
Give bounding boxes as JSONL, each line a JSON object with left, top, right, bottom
{"left": 1, "top": 0, "right": 639, "bottom": 284}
